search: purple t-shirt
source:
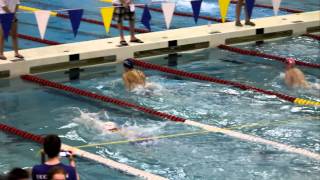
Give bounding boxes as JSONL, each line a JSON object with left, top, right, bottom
{"left": 32, "top": 163, "right": 77, "bottom": 180}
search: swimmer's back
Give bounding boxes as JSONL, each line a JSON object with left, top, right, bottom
{"left": 123, "top": 69, "right": 146, "bottom": 90}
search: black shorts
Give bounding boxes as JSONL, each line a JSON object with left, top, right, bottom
{"left": 113, "top": 6, "right": 135, "bottom": 23}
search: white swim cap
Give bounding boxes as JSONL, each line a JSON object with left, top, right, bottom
{"left": 103, "top": 122, "right": 119, "bottom": 131}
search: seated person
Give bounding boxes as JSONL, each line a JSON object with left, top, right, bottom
{"left": 32, "top": 135, "right": 78, "bottom": 180}
{"left": 47, "top": 166, "right": 67, "bottom": 180}
{"left": 284, "top": 58, "right": 310, "bottom": 88}
{"left": 7, "top": 168, "right": 29, "bottom": 180}
{"left": 122, "top": 59, "right": 146, "bottom": 91}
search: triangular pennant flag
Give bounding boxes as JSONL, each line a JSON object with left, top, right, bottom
{"left": 141, "top": 5, "right": 152, "bottom": 31}
{"left": 100, "top": 7, "right": 114, "bottom": 34}
{"left": 161, "top": 2, "right": 175, "bottom": 29}
{"left": 190, "top": 0, "right": 202, "bottom": 24}
{"left": 0, "top": 13, "right": 14, "bottom": 41}
{"left": 272, "top": 0, "right": 281, "bottom": 15}
{"left": 68, "top": 9, "right": 83, "bottom": 37}
{"left": 218, "top": 0, "right": 231, "bottom": 23}
{"left": 34, "top": 10, "right": 51, "bottom": 39}
{"left": 245, "top": 0, "right": 255, "bottom": 19}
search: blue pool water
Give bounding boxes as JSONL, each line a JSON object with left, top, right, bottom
{"left": 1, "top": 0, "right": 320, "bottom": 179}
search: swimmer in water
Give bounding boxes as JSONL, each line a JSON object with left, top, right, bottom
{"left": 284, "top": 58, "right": 310, "bottom": 89}
{"left": 122, "top": 59, "right": 146, "bottom": 91}
{"left": 102, "top": 121, "right": 120, "bottom": 132}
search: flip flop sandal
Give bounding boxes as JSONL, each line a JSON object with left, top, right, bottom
{"left": 15, "top": 54, "right": 24, "bottom": 59}
{"left": 0, "top": 55, "right": 7, "bottom": 60}
{"left": 130, "top": 39, "right": 144, "bottom": 43}
{"left": 119, "top": 40, "right": 129, "bottom": 47}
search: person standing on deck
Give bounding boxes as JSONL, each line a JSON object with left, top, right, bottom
{"left": 235, "top": 0, "right": 255, "bottom": 27}
{"left": 0, "top": 0, "right": 24, "bottom": 60}
{"left": 112, "top": 0, "right": 144, "bottom": 46}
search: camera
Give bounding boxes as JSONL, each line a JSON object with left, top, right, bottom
{"left": 59, "top": 151, "right": 71, "bottom": 157}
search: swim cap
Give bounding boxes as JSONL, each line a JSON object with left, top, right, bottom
{"left": 285, "top": 58, "right": 295, "bottom": 67}
{"left": 103, "top": 121, "right": 119, "bottom": 131}
{"left": 123, "top": 59, "right": 134, "bottom": 69}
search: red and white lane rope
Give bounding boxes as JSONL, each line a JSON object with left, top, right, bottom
{"left": 20, "top": 75, "right": 320, "bottom": 160}
{"left": 130, "top": 59, "right": 320, "bottom": 106}
{"left": 218, "top": 44, "right": 320, "bottom": 69}
{"left": 0, "top": 123, "right": 167, "bottom": 180}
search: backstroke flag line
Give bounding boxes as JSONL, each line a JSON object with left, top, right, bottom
{"left": 34, "top": 10, "right": 51, "bottom": 39}
{"left": 272, "top": 0, "right": 282, "bottom": 15}
{"left": 218, "top": 0, "right": 231, "bottom": 23}
{"left": 161, "top": 2, "right": 175, "bottom": 29}
{"left": 100, "top": 7, "right": 114, "bottom": 33}
{"left": 68, "top": 9, "right": 84, "bottom": 37}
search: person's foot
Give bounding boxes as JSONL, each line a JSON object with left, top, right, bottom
{"left": 130, "top": 38, "right": 144, "bottom": 43}
{"left": 14, "top": 53, "right": 24, "bottom": 59}
{"left": 235, "top": 21, "right": 243, "bottom": 27}
{"left": 245, "top": 21, "right": 255, "bottom": 26}
{"left": 0, "top": 54, "right": 7, "bottom": 60}
{"left": 119, "top": 40, "right": 129, "bottom": 47}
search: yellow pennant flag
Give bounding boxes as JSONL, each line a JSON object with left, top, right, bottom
{"left": 100, "top": 0, "right": 112, "bottom": 3}
{"left": 101, "top": 7, "right": 114, "bottom": 33}
{"left": 218, "top": 0, "right": 231, "bottom": 23}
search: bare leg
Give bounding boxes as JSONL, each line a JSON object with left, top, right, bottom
{"left": 0, "top": 27, "right": 6, "bottom": 60}
{"left": 235, "top": 0, "right": 244, "bottom": 26}
{"left": 117, "top": 21, "right": 125, "bottom": 42}
{"left": 11, "top": 21, "right": 24, "bottom": 58}
{"left": 129, "top": 20, "right": 136, "bottom": 41}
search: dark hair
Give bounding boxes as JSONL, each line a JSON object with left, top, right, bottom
{"left": 7, "top": 168, "right": 29, "bottom": 180}
{"left": 43, "top": 135, "right": 61, "bottom": 158}
{"left": 47, "top": 166, "right": 66, "bottom": 180}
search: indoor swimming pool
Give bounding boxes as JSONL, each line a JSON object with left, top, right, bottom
{"left": 0, "top": 0, "right": 319, "bottom": 179}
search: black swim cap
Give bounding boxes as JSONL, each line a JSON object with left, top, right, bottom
{"left": 123, "top": 59, "right": 134, "bottom": 69}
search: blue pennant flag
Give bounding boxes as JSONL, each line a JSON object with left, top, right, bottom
{"left": 141, "top": 5, "right": 151, "bottom": 31}
{"left": 0, "top": 13, "right": 14, "bottom": 41}
{"left": 68, "top": 9, "right": 84, "bottom": 37}
{"left": 245, "top": 0, "right": 255, "bottom": 19}
{"left": 191, "top": 0, "right": 202, "bottom": 24}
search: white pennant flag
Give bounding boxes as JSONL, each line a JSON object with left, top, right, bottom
{"left": 34, "top": 10, "right": 51, "bottom": 39}
{"left": 272, "top": 0, "right": 282, "bottom": 15}
{"left": 161, "top": 2, "right": 175, "bottom": 29}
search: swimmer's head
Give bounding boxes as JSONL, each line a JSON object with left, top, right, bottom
{"left": 285, "top": 58, "right": 295, "bottom": 68}
{"left": 103, "top": 121, "right": 119, "bottom": 132}
{"left": 123, "top": 59, "right": 134, "bottom": 69}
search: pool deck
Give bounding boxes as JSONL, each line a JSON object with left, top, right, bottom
{"left": 0, "top": 10, "right": 319, "bottom": 78}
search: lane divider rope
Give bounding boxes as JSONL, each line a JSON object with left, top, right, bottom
{"left": 218, "top": 44, "right": 320, "bottom": 69}
{"left": 130, "top": 59, "right": 320, "bottom": 107}
{"left": 135, "top": 5, "right": 227, "bottom": 23}
{"left": 303, "top": 33, "right": 320, "bottom": 41}
{"left": 0, "top": 123, "right": 167, "bottom": 180}
{"left": 19, "top": 5, "right": 149, "bottom": 34}
{"left": 76, "top": 116, "right": 313, "bottom": 148}
{"left": 135, "top": 1, "right": 303, "bottom": 23}
{"left": 20, "top": 75, "right": 320, "bottom": 160}
{"left": 17, "top": 33, "right": 61, "bottom": 45}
